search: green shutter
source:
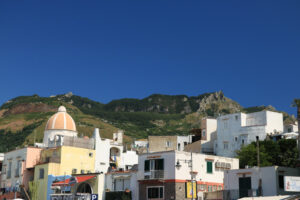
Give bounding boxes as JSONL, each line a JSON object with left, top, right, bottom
{"left": 207, "top": 161, "right": 213, "bottom": 173}
{"left": 145, "top": 160, "right": 150, "bottom": 171}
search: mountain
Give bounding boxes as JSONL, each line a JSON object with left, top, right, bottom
{"left": 0, "top": 91, "right": 295, "bottom": 152}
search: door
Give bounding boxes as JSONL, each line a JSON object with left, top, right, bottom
{"left": 239, "top": 177, "right": 251, "bottom": 198}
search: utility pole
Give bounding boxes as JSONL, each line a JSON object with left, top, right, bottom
{"left": 256, "top": 136, "right": 260, "bottom": 167}
{"left": 190, "top": 135, "right": 194, "bottom": 200}
{"left": 256, "top": 136, "right": 262, "bottom": 196}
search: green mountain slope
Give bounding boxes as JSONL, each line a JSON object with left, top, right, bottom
{"left": 0, "top": 91, "right": 296, "bottom": 152}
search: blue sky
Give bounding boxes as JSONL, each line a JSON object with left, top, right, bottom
{"left": 0, "top": 1, "right": 299, "bottom": 115}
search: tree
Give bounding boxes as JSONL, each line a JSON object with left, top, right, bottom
{"left": 236, "top": 139, "right": 298, "bottom": 168}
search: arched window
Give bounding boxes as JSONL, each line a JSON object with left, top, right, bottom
{"left": 76, "top": 182, "right": 92, "bottom": 194}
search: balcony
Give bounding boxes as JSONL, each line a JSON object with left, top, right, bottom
{"left": 144, "top": 170, "right": 164, "bottom": 180}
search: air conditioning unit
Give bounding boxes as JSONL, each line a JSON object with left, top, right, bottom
{"left": 225, "top": 163, "right": 231, "bottom": 169}
{"left": 215, "top": 162, "right": 221, "bottom": 168}
{"left": 221, "top": 162, "right": 226, "bottom": 168}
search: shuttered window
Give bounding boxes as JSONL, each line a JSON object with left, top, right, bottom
{"left": 207, "top": 161, "right": 213, "bottom": 174}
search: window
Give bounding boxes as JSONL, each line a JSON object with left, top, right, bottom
{"left": 39, "top": 168, "right": 44, "bottom": 179}
{"left": 206, "top": 161, "right": 213, "bottom": 174}
{"left": 213, "top": 185, "right": 217, "bottom": 191}
{"left": 242, "top": 139, "right": 245, "bottom": 145}
{"left": 218, "top": 186, "right": 222, "bottom": 190}
{"left": 223, "top": 142, "right": 228, "bottom": 150}
{"left": 235, "top": 137, "right": 237, "bottom": 142}
{"left": 202, "top": 130, "right": 206, "bottom": 137}
{"left": 15, "top": 160, "right": 21, "bottom": 177}
{"left": 144, "top": 159, "right": 164, "bottom": 171}
{"left": 177, "top": 143, "right": 181, "bottom": 151}
{"left": 235, "top": 115, "right": 238, "bottom": 120}
{"left": 89, "top": 152, "right": 93, "bottom": 157}
{"left": 166, "top": 141, "right": 171, "bottom": 147}
{"left": 288, "top": 128, "right": 292, "bottom": 133}
{"left": 147, "top": 186, "right": 163, "bottom": 199}
{"left": 184, "top": 142, "right": 188, "bottom": 147}
{"left": 81, "top": 169, "right": 85, "bottom": 174}
{"left": 72, "top": 169, "right": 77, "bottom": 174}
{"left": 144, "top": 160, "right": 150, "bottom": 171}
{"left": 7, "top": 162, "right": 12, "bottom": 179}
{"left": 207, "top": 185, "right": 212, "bottom": 192}
{"left": 279, "top": 175, "right": 284, "bottom": 189}
{"left": 200, "top": 184, "right": 207, "bottom": 191}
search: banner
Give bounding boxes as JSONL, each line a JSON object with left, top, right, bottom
{"left": 285, "top": 176, "right": 300, "bottom": 192}
{"left": 186, "top": 181, "right": 197, "bottom": 198}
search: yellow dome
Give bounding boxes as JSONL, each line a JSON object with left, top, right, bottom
{"left": 45, "top": 106, "right": 76, "bottom": 132}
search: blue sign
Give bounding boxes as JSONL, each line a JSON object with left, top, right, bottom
{"left": 91, "top": 194, "right": 98, "bottom": 200}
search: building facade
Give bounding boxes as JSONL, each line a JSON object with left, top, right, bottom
{"left": 93, "top": 128, "right": 138, "bottom": 174}
{"left": 138, "top": 150, "right": 239, "bottom": 200}
{"left": 148, "top": 135, "right": 192, "bottom": 152}
{"left": 105, "top": 168, "right": 139, "bottom": 200}
{"left": 200, "top": 118, "right": 217, "bottom": 154}
{"left": 216, "top": 111, "right": 283, "bottom": 157}
{"left": 224, "top": 166, "right": 300, "bottom": 199}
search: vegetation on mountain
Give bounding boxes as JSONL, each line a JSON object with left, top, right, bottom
{"left": 0, "top": 92, "right": 296, "bottom": 151}
{"left": 237, "top": 139, "right": 298, "bottom": 168}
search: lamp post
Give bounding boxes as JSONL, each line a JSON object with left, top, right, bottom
{"left": 175, "top": 136, "right": 196, "bottom": 200}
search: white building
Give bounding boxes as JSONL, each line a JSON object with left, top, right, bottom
{"left": 105, "top": 167, "right": 139, "bottom": 200}
{"left": 224, "top": 166, "right": 300, "bottom": 199}
{"left": 284, "top": 122, "right": 298, "bottom": 133}
{"left": 134, "top": 140, "right": 148, "bottom": 149}
{"left": 137, "top": 150, "right": 239, "bottom": 200}
{"left": 93, "top": 128, "right": 138, "bottom": 174}
{"left": 216, "top": 110, "right": 283, "bottom": 157}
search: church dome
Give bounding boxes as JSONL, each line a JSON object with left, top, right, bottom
{"left": 45, "top": 106, "right": 76, "bottom": 132}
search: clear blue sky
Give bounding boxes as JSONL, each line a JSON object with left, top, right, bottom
{"left": 0, "top": 1, "right": 299, "bottom": 115}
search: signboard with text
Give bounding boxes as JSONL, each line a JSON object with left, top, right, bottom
{"left": 285, "top": 176, "right": 300, "bottom": 192}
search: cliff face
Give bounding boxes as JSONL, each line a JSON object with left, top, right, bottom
{"left": 102, "top": 91, "right": 242, "bottom": 116}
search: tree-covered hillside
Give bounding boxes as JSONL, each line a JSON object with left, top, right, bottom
{"left": 0, "top": 91, "right": 296, "bottom": 152}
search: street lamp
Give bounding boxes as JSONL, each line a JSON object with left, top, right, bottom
{"left": 175, "top": 158, "right": 196, "bottom": 200}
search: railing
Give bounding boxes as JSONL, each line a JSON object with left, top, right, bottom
{"left": 50, "top": 193, "right": 92, "bottom": 200}
{"left": 144, "top": 170, "right": 164, "bottom": 179}
{"left": 205, "top": 189, "right": 261, "bottom": 200}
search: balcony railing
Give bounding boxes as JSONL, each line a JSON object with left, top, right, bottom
{"left": 144, "top": 170, "right": 164, "bottom": 180}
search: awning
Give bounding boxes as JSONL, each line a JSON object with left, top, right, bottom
{"left": 52, "top": 175, "right": 96, "bottom": 186}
